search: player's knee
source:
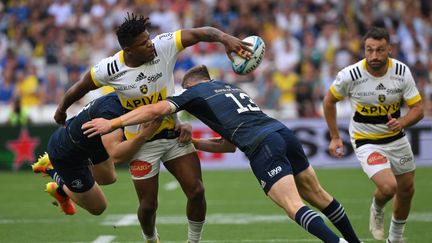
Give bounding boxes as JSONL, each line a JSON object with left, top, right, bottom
{"left": 399, "top": 183, "right": 415, "bottom": 199}
{"left": 87, "top": 204, "right": 107, "bottom": 215}
{"left": 138, "top": 200, "right": 158, "bottom": 216}
{"left": 185, "top": 182, "right": 205, "bottom": 202}
{"left": 379, "top": 183, "right": 397, "bottom": 197}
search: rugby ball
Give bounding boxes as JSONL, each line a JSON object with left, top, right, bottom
{"left": 232, "top": 35, "right": 265, "bottom": 75}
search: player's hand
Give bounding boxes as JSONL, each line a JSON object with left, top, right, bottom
{"left": 137, "top": 119, "right": 162, "bottom": 140}
{"left": 328, "top": 138, "right": 344, "bottom": 158}
{"left": 175, "top": 122, "right": 192, "bottom": 143}
{"left": 82, "top": 118, "right": 112, "bottom": 137}
{"left": 386, "top": 113, "right": 402, "bottom": 132}
{"left": 222, "top": 35, "right": 253, "bottom": 62}
{"left": 54, "top": 108, "right": 67, "bottom": 125}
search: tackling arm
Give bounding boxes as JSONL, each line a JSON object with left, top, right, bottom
{"left": 54, "top": 71, "right": 98, "bottom": 125}
{"left": 82, "top": 100, "right": 173, "bottom": 137}
{"left": 192, "top": 137, "right": 236, "bottom": 153}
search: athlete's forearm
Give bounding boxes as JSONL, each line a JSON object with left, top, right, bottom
{"left": 58, "top": 73, "right": 96, "bottom": 111}
{"left": 400, "top": 101, "right": 424, "bottom": 129}
{"left": 323, "top": 95, "right": 340, "bottom": 139}
{"left": 110, "top": 135, "right": 147, "bottom": 164}
{"left": 182, "top": 27, "right": 228, "bottom": 48}
{"left": 192, "top": 137, "right": 236, "bottom": 153}
{"left": 110, "top": 101, "right": 172, "bottom": 129}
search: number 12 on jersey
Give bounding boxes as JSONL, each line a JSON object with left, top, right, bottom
{"left": 225, "top": 93, "right": 260, "bottom": 114}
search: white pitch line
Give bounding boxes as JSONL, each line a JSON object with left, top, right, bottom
{"left": 163, "top": 180, "right": 180, "bottom": 191}
{"left": 91, "top": 235, "right": 116, "bottom": 243}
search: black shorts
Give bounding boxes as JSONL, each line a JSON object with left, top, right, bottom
{"left": 47, "top": 128, "right": 109, "bottom": 193}
{"left": 248, "top": 127, "right": 310, "bottom": 194}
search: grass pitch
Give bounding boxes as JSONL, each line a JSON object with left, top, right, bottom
{"left": 0, "top": 167, "right": 431, "bottom": 242}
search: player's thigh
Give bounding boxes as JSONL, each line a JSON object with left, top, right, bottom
{"left": 387, "top": 137, "right": 416, "bottom": 176}
{"left": 67, "top": 183, "right": 107, "bottom": 214}
{"left": 163, "top": 142, "right": 202, "bottom": 191}
{"left": 132, "top": 173, "right": 159, "bottom": 205}
{"left": 91, "top": 158, "right": 116, "bottom": 185}
{"left": 248, "top": 132, "right": 294, "bottom": 194}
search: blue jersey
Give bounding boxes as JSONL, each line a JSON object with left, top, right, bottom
{"left": 48, "top": 93, "right": 125, "bottom": 164}
{"left": 168, "top": 80, "right": 285, "bottom": 156}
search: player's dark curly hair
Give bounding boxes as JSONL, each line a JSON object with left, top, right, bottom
{"left": 116, "top": 13, "right": 150, "bottom": 48}
{"left": 363, "top": 27, "right": 390, "bottom": 43}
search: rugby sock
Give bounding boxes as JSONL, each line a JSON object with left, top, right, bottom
{"left": 188, "top": 219, "right": 204, "bottom": 243}
{"left": 388, "top": 216, "right": 406, "bottom": 242}
{"left": 46, "top": 169, "right": 67, "bottom": 197}
{"left": 372, "top": 197, "right": 384, "bottom": 213}
{"left": 322, "top": 198, "right": 361, "bottom": 243}
{"left": 142, "top": 227, "right": 158, "bottom": 241}
{"left": 295, "top": 205, "right": 340, "bottom": 242}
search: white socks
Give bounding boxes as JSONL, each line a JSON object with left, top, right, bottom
{"left": 142, "top": 227, "right": 158, "bottom": 241}
{"left": 388, "top": 216, "right": 406, "bottom": 242}
{"left": 188, "top": 219, "right": 205, "bottom": 243}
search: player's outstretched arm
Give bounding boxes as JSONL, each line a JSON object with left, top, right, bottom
{"left": 55, "top": 71, "right": 98, "bottom": 125}
{"left": 180, "top": 27, "right": 252, "bottom": 62}
{"left": 192, "top": 137, "right": 236, "bottom": 153}
{"left": 323, "top": 90, "right": 344, "bottom": 158}
{"left": 82, "top": 100, "right": 173, "bottom": 137}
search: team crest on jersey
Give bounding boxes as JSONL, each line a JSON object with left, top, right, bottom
{"left": 378, "top": 94, "right": 386, "bottom": 103}
{"left": 140, "top": 84, "right": 148, "bottom": 94}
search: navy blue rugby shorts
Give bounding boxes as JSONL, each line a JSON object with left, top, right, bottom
{"left": 248, "top": 127, "right": 310, "bottom": 194}
{"left": 47, "top": 127, "right": 109, "bottom": 193}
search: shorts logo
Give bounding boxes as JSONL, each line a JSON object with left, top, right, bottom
{"left": 400, "top": 156, "right": 413, "bottom": 165}
{"left": 71, "top": 179, "right": 83, "bottom": 189}
{"left": 260, "top": 180, "right": 266, "bottom": 188}
{"left": 130, "top": 160, "right": 152, "bottom": 177}
{"left": 367, "top": 152, "right": 387, "bottom": 165}
{"left": 267, "top": 166, "right": 282, "bottom": 178}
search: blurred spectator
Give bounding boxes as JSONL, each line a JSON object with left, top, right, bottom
{"left": 8, "top": 96, "right": 30, "bottom": 126}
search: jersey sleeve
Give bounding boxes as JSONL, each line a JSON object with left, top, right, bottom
{"left": 154, "top": 30, "right": 184, "bottom": 61}
{"left": 90, "top": 57, "right": 112, "bottom": 87}
{"left": 167, "top": 88, "right": 196, "bottom": 112}
{"left": 403, "top": 68, "right": 422, "bottom": 105}
{"left": 330, "top": 69, "right": 351, "bottom": 100}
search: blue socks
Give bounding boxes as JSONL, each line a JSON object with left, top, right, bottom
{"left": 322, "top": 198, "right": 361, "bottom": 243}
{"left": 295, "top": 205, "right": 340, "bottom": 243}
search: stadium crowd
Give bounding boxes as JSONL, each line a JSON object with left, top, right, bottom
{"left": 0, "top": 0, "right": 431, "bottom": 124}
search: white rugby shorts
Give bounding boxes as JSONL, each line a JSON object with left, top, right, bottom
{"left": 354, "top": 136, "right": 416, "bottom": 178}
{"left": 129, "top": 138, "right": 196, "bottom": 180}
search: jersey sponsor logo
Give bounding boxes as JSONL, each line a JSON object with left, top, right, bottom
{"left": 356, "top": 102, "right": 401, "bottom": 116}
{"left": 375, "top": 83, "right": 386, "bottom": 90}
{"left": 352, "top": 78, "right": 368, "bottom": 86}
{"left": 378, "top": 94, "right": 386, "bottom": 103}
{"left": 107, "top": 60, "right": 120, "bottom": 76}
{"left": 386, "top": 88, "right": 402, "bottom": 95}
{"left": 267, "top": 166, "right": 282, "bottom": 178}
{"left": 349, "top": 66, "right": 362, "bottom": 81}
{"left": 122, "top": 87, "right": 167, "bottom": 109}
{"left": 129, "top": 160, "right": 152, "bottom": 177}
{"left": 367, "top": 152, "right": 387, "bottom": 165}
{"left": 147, "top": 72, "right": 162, "bottom": 83}
{"left": 158, "top": 32, "right": 174, "bottom": 40}
{"left": 400, "top": 155, "right": 413, "bottom": 165}
{"left": 353, "top": 91, "right": 376, "bottom": 97}
{"left": 116, "top": 83, "right": 138, "bottom": 91}
{"left": 110, "top": 70, "right": 127, "bottom": 81}
{"left": 135, "top": 72, "right": 147, "bottom": 82}
{"left": 146, "top": 58, "right": 160, "bottom": 65}
{"left": 390, "top": 75, "right": 404, "bottom": 82}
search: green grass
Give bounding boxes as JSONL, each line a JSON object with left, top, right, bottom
{"left": 1, "top": 167, "right": 431, "bottom": 242}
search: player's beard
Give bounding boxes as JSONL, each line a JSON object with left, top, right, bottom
{"left": 367, "top": 58, "right": 387, "bottom": 70}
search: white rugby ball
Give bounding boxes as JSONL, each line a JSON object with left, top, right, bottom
{"left": 232, "top": 35, "right": 265, "bottom": 75}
